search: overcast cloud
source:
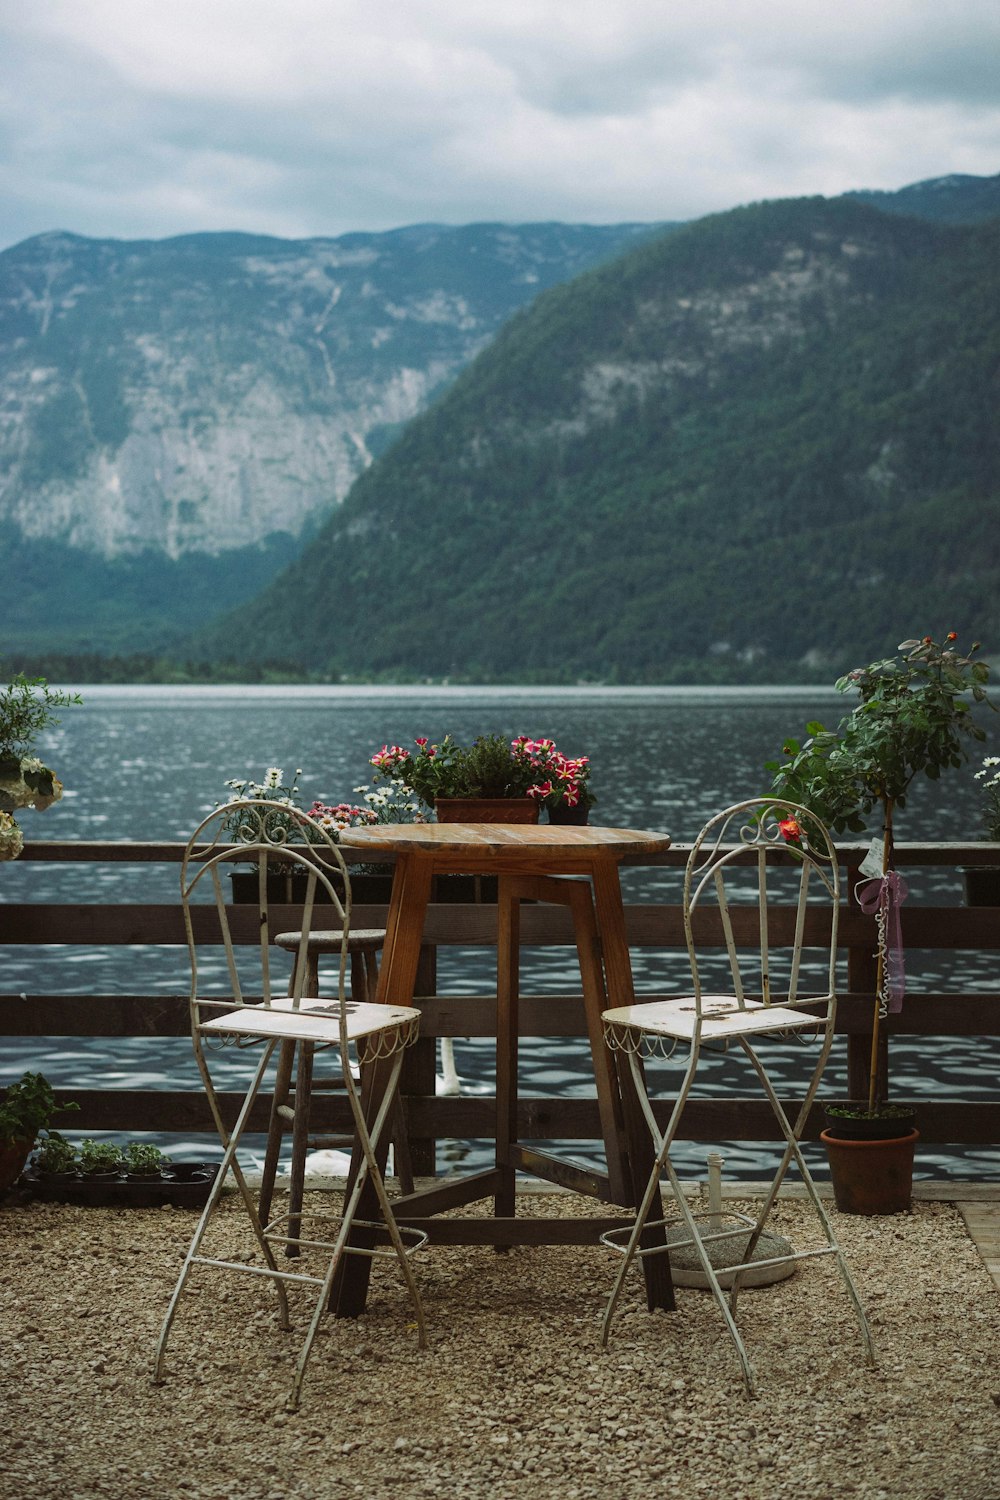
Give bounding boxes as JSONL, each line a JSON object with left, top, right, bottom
{"left": 1, "top": 0, "right": 998, "bottom": 250}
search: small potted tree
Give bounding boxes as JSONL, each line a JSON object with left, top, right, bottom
{"left": 767, "top": 633, "right": 992, "bottom": 1210}
{"left": 0, "top": 1071, "right": 78, "bottom": 1191}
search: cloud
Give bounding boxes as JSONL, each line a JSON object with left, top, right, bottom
{"left": 1, "top": 0, "right": 998, "bottom": 249}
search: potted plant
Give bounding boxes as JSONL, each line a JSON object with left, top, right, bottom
{"left": 78, "top": 1139, "right": 125, "bottom": 1178}
{"left": 964, "top": 755, "right": 1000, "bottom": 905}
{"left": 33, "top": 1130, "right": 80, "bottom": 1179}
{"left": 0, "top": 672, "right": 81, "bottom": 862}
{"left": 123, "top": 1141, "right": 172, "bottom": 1180}
{"left": 513, "top": 738, "right": 596, "bottom": 824}
{"left": 0, "top": 1071, "right": 78, "bottom": 1191}
{"left": 371, "top": 733, "right": 593, "bottom": 823}
{"left": 767, "top": 633, "right": 992, "bottom": 1208}
{"left": 371, "top": 734, "right": 542, "bottom": 821}
{"left": 221, "top": 767, "right": 418, "bottom": 902}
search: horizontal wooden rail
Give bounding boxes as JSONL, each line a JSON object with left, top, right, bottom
{"left": 26, "top": 1088, "right": 999, "bottom": 1146}
{"left": 2, "top": 841, "right": 999, "bottom": 1158}
{"left": 4, "top": 901, "right": 999, "bottom": 950}
{"left": 1, "top": 991, "right": 998, "bottom": 1039}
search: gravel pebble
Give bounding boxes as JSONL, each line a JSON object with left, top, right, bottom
{"left": 2, "top": 1193, "right": 999, "bottom": 1499}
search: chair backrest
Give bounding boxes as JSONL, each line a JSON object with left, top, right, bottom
{"left": 683, "top": 797, "right": 840, "bottom": 1024}
{"left": 179, "top": 797, "right": 352, "bottom": 1033}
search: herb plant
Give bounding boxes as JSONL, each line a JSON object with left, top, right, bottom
{"left": 0, "top": 1071, "right": 77, "bottom": 1145}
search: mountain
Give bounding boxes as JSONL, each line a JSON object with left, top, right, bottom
{"left": 0, "top": 221, "right": 661, "bottom": 650}
{"left": 197, "top": 195, "right": 1000, "bottom": 682}
{"left": 846, "top": 172, "right": 1000, "bottom": 225}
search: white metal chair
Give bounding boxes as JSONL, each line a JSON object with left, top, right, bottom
{"left": 153, "top": 798, "right": 428, "bottom": 1408}
{"left": 600, "top": 797, "right": 876, "bottom": 1394}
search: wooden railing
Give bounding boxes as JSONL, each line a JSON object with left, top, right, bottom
{"left": 2, "top": 841, "right": 998, "bottom": 1171}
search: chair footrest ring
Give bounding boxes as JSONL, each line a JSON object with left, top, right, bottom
{"left": 600, "top": 1209, "right": 757, "bottom": 1258}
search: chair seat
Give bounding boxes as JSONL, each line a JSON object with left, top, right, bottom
{"left": 199, "top": 996, "right": 420, "bottom": 1046}
{"left": 273, "top": 928, "right": 386, "bottom": 953}
{"left": 603, "top": 993, "right": 828, "bottom": 1043}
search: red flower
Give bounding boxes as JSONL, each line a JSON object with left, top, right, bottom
{"left": 946, "top": 632, "right": 957, "bottom": 642}
{"left": 778, "top": 817, "right": 802, "bottom": 843}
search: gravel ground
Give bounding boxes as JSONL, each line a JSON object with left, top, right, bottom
{"left": 3, "top": 1191, "right": 1000, "bottom": 1500}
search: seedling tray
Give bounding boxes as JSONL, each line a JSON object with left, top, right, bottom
{"left": 22, "top": 1162, "right": 219, "bottom": 1208}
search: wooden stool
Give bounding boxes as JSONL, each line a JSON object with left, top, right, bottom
{"left": 258, "top": 929, "right": 415, "bottom": 1255}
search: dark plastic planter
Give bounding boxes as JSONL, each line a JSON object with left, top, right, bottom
{"left": 823, "top": 1103, "right": 918, "bottom": 1140}
{"left": 230, "top": 871, "right": 395, "bottom": 904}
{"left": 25, "top": 1163, "right": 219, "bottom": 1208}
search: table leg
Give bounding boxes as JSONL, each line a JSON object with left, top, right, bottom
{"left": 591, "top": 857, "right": 676, "bottom": 1313}
{"left": 495, "top": 874, "right": 519, "bottom": 1220}
{"left": 330, "top": 852, "right": 434, "bottom": 1318}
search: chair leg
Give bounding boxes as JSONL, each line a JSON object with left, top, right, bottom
{"left": 601, "top": 1066, "right": 758, "bottom": 1395}
{"left": 287, "top": 1045, "right": 427, "bottom": 1410}
{"left": 259, "top": 1037, "right": 297, "bottom": 1230}
{"left": 738, "top": 1039, "right": 877, "bottom": 1367}
{"left": 353, "top": 943, "right": 415, "bottom": 1194}
{"left": 155, "top": 1041, "right": 291, "bottom": 1384}
{"left": 285, "top": 1040, "right": 316, "bottom": 1257}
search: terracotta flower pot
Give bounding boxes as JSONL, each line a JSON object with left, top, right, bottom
{"left": 820, "top": 1127, "right": 919, "bottom": 1216}
{"left": 433, "top": 798, "right": 539, "bottom": 824}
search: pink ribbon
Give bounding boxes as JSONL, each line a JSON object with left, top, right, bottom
{"left": 855, "top": 872, "right": 909, "bottom": 1013}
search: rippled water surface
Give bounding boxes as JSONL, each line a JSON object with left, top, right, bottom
{"left": 3, "top": 684, "right": 997, "bottom": 1181}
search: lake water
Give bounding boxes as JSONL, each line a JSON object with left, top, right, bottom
{"left": 2, "top": 683, "right": 998, "bottom": 1181}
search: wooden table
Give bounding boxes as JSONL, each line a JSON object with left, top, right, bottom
{"left": 331, "top": 821, "right": 675, "bottom": 1315}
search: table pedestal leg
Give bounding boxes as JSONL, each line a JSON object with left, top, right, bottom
{"left": 330, "top": 853, "right": 433, "bottom": 1317}
{"left": 495, "top": 875, "right": 519, "bottom": 1220}
{"left": 591, "top": 858, "right": 675, "bottom": 1312}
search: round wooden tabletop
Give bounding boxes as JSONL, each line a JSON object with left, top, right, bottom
{"left": 338, "top": 823, "right": 671, "bottom": 856}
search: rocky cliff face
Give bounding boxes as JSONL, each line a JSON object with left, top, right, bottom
{"left": 0, "top": 222, "right": 658, "bottom": 560}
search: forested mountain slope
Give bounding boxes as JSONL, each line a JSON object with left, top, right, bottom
{"left": 198, "top": 196, "right": 999, "bottom": 682}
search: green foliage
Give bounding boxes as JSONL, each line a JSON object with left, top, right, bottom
{"left": 78, "top": 1139, "right": 125, "bottom": 1175}
{"left": 123, "top": 1141, "right": 171, "bottom": 1174}
{"left": 766, "top": 635, "right": 993, "bottom": 833}
{"left": 0, "top": 1072, "right": 78, "bottom": 1146}
{"left": 33, "top": 1131, "right": 79, "bottom": 1174}
{"left": 448, "top": 734, "right": 540, "bottom": 799}
{"left": 195, "top": 199, "right": 1000, "bottom": 683}
{"left": 372, "top": 734, "right": 540, "bottom": 806}
{"left": 0, "top": 673, "right": 81, "bottom": 758}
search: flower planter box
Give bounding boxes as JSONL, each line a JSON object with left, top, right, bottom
{"left": 24, "top": 1163, "right": 219, "bottom": 1209}
{"left": 230, "top": 870, "right": 395, "bottom": 905}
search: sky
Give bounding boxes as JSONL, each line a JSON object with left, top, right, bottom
{"left": 1, "top": 0, "right": 998, "bottom": 252}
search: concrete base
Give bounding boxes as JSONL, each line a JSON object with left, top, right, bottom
{"left": 665, "top": 1224, "right": 796, "bottom": 1289}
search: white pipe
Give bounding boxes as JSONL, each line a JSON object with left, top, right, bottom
{"left": 706, "top": 1151, "right": 725, "bottom": 1229}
